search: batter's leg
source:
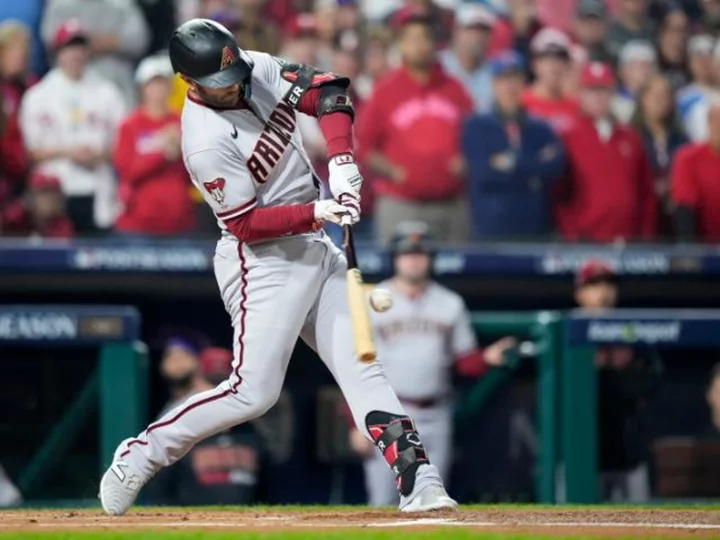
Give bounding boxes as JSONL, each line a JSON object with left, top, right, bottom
{"left": 300, "top": 239, "right": 457, "bottom": 512}
{"left": 100, "top": 238, "right": 324, "bottom": 515}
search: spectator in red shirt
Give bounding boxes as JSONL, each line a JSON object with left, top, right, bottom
{"left": 357, "top": 10, "right": 474, "bottom": 243}
{"left": 672, "top": 102, "right": 720, "bottom": 242}
{"left": 555, "top": 62, "right": 657, "bottom": 242}
{"left": 522, "top": 28, "right": 580, "bottom": 134}
{"left": 0, "top": 172, "right": 74, "bottom": 238}
{"left": 113, "top": 54, "right": 194, "bottom": 237}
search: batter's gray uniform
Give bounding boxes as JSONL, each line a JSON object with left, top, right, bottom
{"left": 113, "top": 52, "right": 415, "bottom": 483}
{"left": 365, "top": 279, "right": 478, "bottom": 506}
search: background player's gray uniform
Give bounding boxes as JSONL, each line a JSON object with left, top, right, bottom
{"left": 114, "top": 52, "right": 418, "bottom": 485}
{"left": 365, "top": 280, "right": 478, "bottom": 505}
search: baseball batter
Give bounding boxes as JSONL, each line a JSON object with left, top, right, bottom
{"left": 350, "top": 222, "right": 516, "bottom": 506}
{"left": 99, "top": 19, "right": 456, "bottom": 514}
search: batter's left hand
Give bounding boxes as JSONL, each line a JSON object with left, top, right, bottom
{"left": 328, "top": 154, "right": 362, "bottom": 224}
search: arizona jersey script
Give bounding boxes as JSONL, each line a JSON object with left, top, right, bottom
{"left": 181, "top": 51, "right": 319, "bottom": 233}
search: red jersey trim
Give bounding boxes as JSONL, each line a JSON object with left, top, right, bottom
{"left": 217, "top": 198, "right": 258, "bottom": 219}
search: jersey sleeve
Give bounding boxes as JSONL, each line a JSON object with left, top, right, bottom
{"left": 451, "top": 300, "right": 479, "bottom": 359}
{"left": 184, "top": 147, "right": 258, "bottom": 221}
{"left": 246, "top": 51, "right": 293, "bottom": 97}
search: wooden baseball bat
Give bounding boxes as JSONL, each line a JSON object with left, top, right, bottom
{"left": 343, "top": 223, "right": 377, "bottom": 363}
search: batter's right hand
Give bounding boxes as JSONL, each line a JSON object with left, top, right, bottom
{"left": 313, "top": 200, "right": 359, "bottom": 225}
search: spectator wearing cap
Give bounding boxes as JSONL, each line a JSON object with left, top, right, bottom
{"left": 555, "top": 62, "right": 656, "bottom": 242}
{"left": 488, "top": 0, "right": 543, "bottom": 62}
{"left": 41, "top": 0, "right": 150, "bottom": 107}
{"left": 656, "top": 6, "right": 690, "bottom": 91}
{"left": 574, "top": 0, "right": 614, "bottom": 64}
{"left": 575, "top": 259, "right": 659, "bottom": 503}
{"left": 0, "top": 171, "right": 74, "bottom": 238}
{"left": 612, "top": 40, "right": 657, "bottom": 124}
{"left": 439, "top": 4, "right": 496, "bottom": 112}
{"left": 357, "top": 12, "right": 473, "bottom": 243}
{"left": 387, "top": 1, "right": 455, "bottom": 48}
{"left": 113, "top": 54, "right": 194, "bottom": 238}
{"left": 606, "top": 0, "right": 655, "bottom": 61}
{"left": 671, "top": 102, "right": 720, "bottom": 242}
{"left": 20, "top": 21, "right": 126, "bottom": 234}
{"left": 630, "top": 74, "right": 688, "bottom": 237}
{"left": 463, "top": 51, "right": 565, "bottom": 239}
{"left": 0, "top": 0, "right": 46, "bottom": 76}
{"left": 680, "top": 37, "right": 720, "bottom": 142}
{"left": 522, "top": 28, "right": 580, "bottom": 134}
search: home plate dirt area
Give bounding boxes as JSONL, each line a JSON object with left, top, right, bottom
{"left": 2, "top": 507, "right": 720, "bottom": 538}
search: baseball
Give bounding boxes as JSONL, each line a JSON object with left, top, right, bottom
{"left": 369, "top": 287, "right": 393, "bottom": 312}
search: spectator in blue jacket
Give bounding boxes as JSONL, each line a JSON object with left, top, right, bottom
{"left": 463, "top": 50, "right": 566, "bottom": 240}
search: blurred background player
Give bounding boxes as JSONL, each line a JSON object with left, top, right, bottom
{"left": 574, "top": 260, "right": 660, "bottom": 503}
{"left": 348, "top": 221, "right": 516, "bottom": 506}
{"left": 143, "top": 339, "right": 265, "bottom": 506}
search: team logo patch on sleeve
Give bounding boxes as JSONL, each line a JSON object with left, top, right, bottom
{"left": 220, "top": 46, "right": 238, "bottom": 70}
{"left": 203, "top": 178, "right": 226, "bottom": 205}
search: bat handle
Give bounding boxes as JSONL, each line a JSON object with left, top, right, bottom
{"left": 343, "top": 223, "right": 357, "bottom": 270}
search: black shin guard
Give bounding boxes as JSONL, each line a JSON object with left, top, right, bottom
{"left": 365, "top": 411, "right": 429, "bottom": 496}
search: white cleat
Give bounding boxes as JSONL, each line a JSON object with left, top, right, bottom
{"left": 399, "top": 478, "right": 458, "bottom": 513}
{"left": 400, "top": 483, "right": 458, "bottom": 512}
{"left": 98, "top": 459, "right": 147, "bottom": 516}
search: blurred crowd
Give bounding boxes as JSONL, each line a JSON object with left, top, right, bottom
{"left": 3, "top": 0, "right": 720, "bottom": 242}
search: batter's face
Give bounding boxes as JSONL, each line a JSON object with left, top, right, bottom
{"left": 395, "top": 252, "right": 432, "bottom": 284}
{"left": 188, "top": 79, "right": 242, "bottom": 108}
{"left": 575, "top": 281, "right": 618, "bottom": 311}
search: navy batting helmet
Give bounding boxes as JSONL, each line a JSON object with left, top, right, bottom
{"left": 389, "top": 221, "right": 434, "bottom": 258}
{"left": 169, "top": 19, "right": 253, "bottom": 97}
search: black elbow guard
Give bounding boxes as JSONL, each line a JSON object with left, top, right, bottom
{"left": 318, "top": 83, "right": 355, "bottom": 121}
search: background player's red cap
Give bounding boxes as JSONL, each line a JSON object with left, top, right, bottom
{"left": 576, "top": 259, "right": 616, "bottom": 287}
{"left": 200, "top": 347, "right": 234, "bottom": 378}
{"left": 581, "top": 61, "right": 616, "bottom": 88}
{"left": 52, "top": 19, "right": 89, "bottom": 51}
